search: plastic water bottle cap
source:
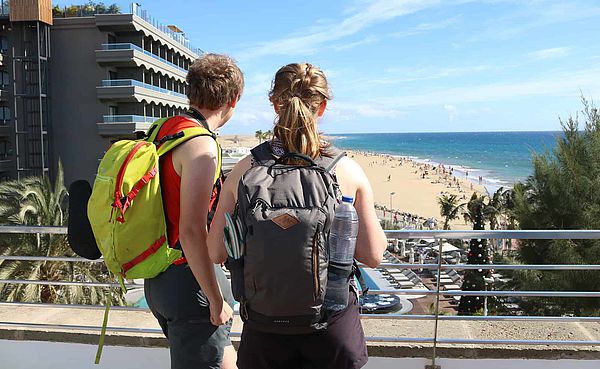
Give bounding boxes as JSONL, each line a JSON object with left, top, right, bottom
{"left": 341, "top": 196, "right": 354, "bottom": 203}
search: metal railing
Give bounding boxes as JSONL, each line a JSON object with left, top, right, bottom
{"left": 0, "top": 227, "right": 599, "bottom": 364}
{"left": 130, "top": 3, "right": 203, "bottom": 56}
{"left": 99, "top": 79, "right": 187, "bottom": 99}
{"left": 102, "top": 115, "right": 160, "bottom": 124}
{"left": 99, "top": 43, "right": 188, "bottom": 73}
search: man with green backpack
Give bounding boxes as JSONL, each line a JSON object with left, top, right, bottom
{"left": 88, "top": 53, "right": 244, "bottom": 368}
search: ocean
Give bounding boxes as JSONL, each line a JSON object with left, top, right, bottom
{"left": 330, "top": 131, "right": 561, "bottom": 191}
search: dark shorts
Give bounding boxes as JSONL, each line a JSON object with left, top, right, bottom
{"left": 237, "top": 293, "right": 368, "bottom": 369}
{"left": 144, "top": 263, "right": 234, "bottom": 369}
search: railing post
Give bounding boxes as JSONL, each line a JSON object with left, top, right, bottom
{"left": 426, "top": 237, "right": 443, "bottom": 369}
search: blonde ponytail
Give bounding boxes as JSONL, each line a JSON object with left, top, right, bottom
{"left": 269, "top": 63, "right": 331, "bottom": 159}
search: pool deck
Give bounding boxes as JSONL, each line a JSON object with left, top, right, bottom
{"left": 361, "top": 267, "right": 458, "bottom": 315}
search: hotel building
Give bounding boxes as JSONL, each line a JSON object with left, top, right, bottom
{"left": 0, "top": 1, "right": 200, "bottom": 184}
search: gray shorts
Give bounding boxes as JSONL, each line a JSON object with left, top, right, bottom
{"left": 145, "top": 263, "right": 234, "bottom": 369}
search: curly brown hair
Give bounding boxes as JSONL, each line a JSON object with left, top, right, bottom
{"left": 186, "top": 53, "right": 244, "bottom": 110}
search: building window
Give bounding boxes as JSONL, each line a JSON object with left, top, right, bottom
{"left": 108, "top": 34, "right": 117, "bottom": 44}
{"left": 0, "top": 71, "right": 9, "bottom": 88}
{"left": 0, "top": 106, "right": 11, "bottom": 121}
{"left": 39, "top": 26, "right": 48, "bottom": 57}
{"left": 0, "top": 140, "right": 12, "bottom": 158}
{"left": 109, "top": 71, "right": 117, "bottom": 80}
{"left": 0, "top": 36, "right": 7, "bottom": 53}
{"left": 108, "top": 106, "right": 118, "bottom": 115}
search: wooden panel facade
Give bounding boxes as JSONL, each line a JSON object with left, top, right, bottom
{"left": 9, "top": 0, "right": 53, "bottom": 25}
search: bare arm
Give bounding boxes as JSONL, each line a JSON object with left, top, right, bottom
{"left": 336, "top": 157, "right": 386, "bottom": 268}
{"left": 174, "top": 136, "right": 230, "bottom": 325}
{"left": 207, "top": 156, "right": 252, "bottom": 264}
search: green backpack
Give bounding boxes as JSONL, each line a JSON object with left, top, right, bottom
{"left": 87, "top": 116, "right": 220, "bottom": 280}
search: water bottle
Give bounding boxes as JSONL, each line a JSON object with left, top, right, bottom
{"left": 323, "top": 195, "right": 359, "bottom": 311}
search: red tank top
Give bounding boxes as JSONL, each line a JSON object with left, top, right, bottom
{"left": 156, "top": 116, "right": 221, "bottom": 248}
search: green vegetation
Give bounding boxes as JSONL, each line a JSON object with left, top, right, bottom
{"left": 255, "top": 130, "right": 272, "bottom": 144}
{"left": 437, "top": 194, "right": 465, "bottom": 230}
{"left": 52, "top": 2, "right": 120, "bottom": 17}
{"left": 0, "top": 164, "right": 122, "bottom": 305}
{"left": 511, "top": 98, "right": 600, "bottom": 316}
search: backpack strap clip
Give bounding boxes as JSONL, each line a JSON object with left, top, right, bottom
{"left": 154, "top": 131, "right": 185, "bottom": 145}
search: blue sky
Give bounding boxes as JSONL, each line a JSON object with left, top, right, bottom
{"left": 56, "top": 0, "right": 600, "bottom": 134}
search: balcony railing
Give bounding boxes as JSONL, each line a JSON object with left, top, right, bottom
{"left": 99, "top": 79, "right": 187, "bottom": 99}
{"left": 130, "top": 3, "right": 203, "bottom": 57}
{"left": 99, "top": 43, "right": 188, "bottom": 73}
{"left": 102, "top": 115, "right": 160, "bottom": 124}
{"left": 1, "top": 227, "right": 599, "bottom": 366}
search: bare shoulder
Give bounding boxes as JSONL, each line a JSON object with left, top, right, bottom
{"left": 336, "top": 156, "right": 368, "bottom": 183}
{"left": 177, "top": 135, "right": 218, "bottom": 158}
{"left": 229, "top": 155, "right": 252, "bottom": 179}
{"left": 222, "top": 155, "right": 252, "bottom": 191}
{"left": 171, "top": 136, "right": 218, "bottom": 174}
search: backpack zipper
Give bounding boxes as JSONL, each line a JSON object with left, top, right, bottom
{"left": 113, "top": 141, "right": 150, "bottom": 223}
{"left": 312, "top": 224, "right": 322, "bottom": 299}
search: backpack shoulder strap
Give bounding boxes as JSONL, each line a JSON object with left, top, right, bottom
{"left": 250, "top": 141, "right": 275, "bottom": 164}
{"left": 145, "top": 117, "right": 170, "bottom": 143}
{"left": 146, "top": 116, "right": 221, "bottom": 184}
{"left": 155, "top": 126, "right": 216, "bottom": 156}
{"left": 157, "top": 126, "right": 221, "bottom": 184}
{"left": 315, "top": 146, "right": 346, "bottom": 173}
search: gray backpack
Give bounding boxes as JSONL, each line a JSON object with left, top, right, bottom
{"left": 236, "top": 142, "right": 345, "bottom": 334}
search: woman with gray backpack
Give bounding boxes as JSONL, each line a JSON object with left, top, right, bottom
{"left": 208, "top": 63, "right": 387, "bottom": 369}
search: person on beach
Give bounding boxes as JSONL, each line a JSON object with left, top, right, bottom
{"left": 144, "top": 54, "right": 243, "bottom": 369}
{"left": 207, "top": 63, "right": 386, "bottom": 369}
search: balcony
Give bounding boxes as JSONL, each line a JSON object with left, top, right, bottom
{"left": 0, "top": 119, "right": 10, "bottom": 137}
{"left": 0, "top": 86, "right": 9, "bottom": 101}
{"left": 94, "top": 11, "right": 202, "bottom": 61}
{"left": 0, "top": 227, "right": 599, "bottom": 368}
{"left": 96, "top": 115, "right": 159, "bottom": 137}
{"left": 96, "top": 79, "right": 188, "bottom": 108}
{"left": 0, "top": 157, "right": 14, "bottom": 172}
{"left": 95, "top": 43, "right": 187, "bottom": 81}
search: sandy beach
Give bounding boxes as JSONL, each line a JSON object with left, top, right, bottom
{"left": 219, "top": 134, "right": 486, "bottom": 230}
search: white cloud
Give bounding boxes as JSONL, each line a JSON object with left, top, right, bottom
{"left": 469, "top": 0, "right": 600, "bottom": 42}
{"left": 242, "top": 72, "right": 274, "bottom": 97}
{"left": 336, "top": 65, "right": 491, "bottom": 88}
{"left": 444, "top": 104, "right": 458, "bottom": 121}
{"left": 333, "top": 36, "right": 379, "bottom": 51}
{"left": 221, "top": 95, "right": 274, "bottom": 133}
{"left": 391, "top": 15, "right": 462, "bottom": 38}
{"left": 328, "top": 101, "right": 406, "bottom": 121}
{"left": 527, "top": 47, "right": 571, "bottom": 60}
{"left": 238, "top": 0, "right": 443, "bottom": 59}
{"left": 379, "top": 68, "right": 600, "bottom": 107}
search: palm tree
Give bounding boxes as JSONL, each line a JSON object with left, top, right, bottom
{"left": 483, "top": 187, "right": 505, "bottom": 230}
{"left": 437, "top": 194, "right": 465, "bottom": 230}
{"left": 263, "top": 130, "right": 273, "bottom": 141}
{"left": 0, "top": 163, "right": 118, "bottom": 305}
{"left": 255, "top": 130, "right": 264, "bottom": 144}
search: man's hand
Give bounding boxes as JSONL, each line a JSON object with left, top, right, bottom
{"left": 209, "top": 298, "right": 233, "bottom": 326}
